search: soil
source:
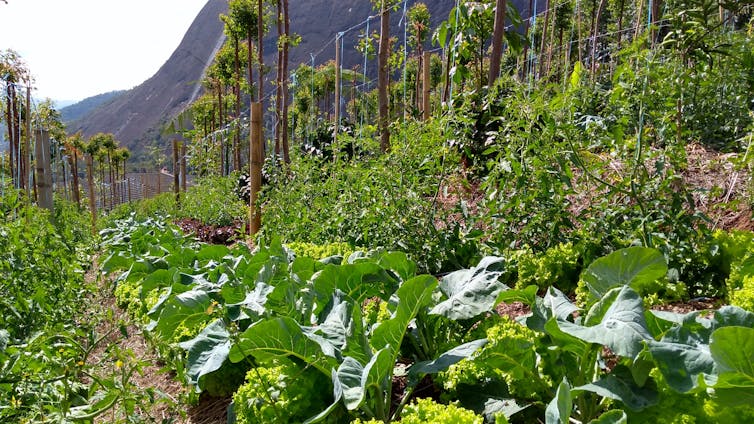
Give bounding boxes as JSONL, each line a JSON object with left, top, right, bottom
{"left": 84, "top": 260, "right": 231, "bottom": 424}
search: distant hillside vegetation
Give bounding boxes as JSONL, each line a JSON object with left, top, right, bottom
{"left": 60, "top": 91, "right": 126, "bottom": 124}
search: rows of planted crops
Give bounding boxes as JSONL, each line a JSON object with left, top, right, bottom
{"left": 91, "top": 215, "right": 754, "bottom": 423}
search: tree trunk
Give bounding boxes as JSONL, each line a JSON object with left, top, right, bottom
{"left": 617, "top": 0, "right": 626, "bottom": 50}
{"left": 275, "top": 0, "right": 283, "bottom": 158}
{"left": 258, "top": 0, "right": 265, "bottom": 156}
{"left": 233, "top": 36, "right": 242, "bottom": 171}
{"left": 5, "top": 85, "right": 15, "bottom": 189}
{"left": 523, "top": 0, "right": 533, "bottom": 79}
{"left": 86, "top": 154, "right": 97, "bottom": 234}
{"left": 71, "top": 150, "right": 81, "bottom": 208}
{"left": 217, "top": 82, "right": 225, "bottom": 176}
{"left": 282, "top": 0, "right": 291, "bottom": 164}
{"left": 590, "top": 0, "right": 607, "bottom": 78}
{"left": 538, "top": 0, "right": 551, "bottom": 79}
{"left": 378, "top": 0, "right": 391, "bottom": 152}
{"left": 489, "top": 0, "right": 508, "bottom": 86}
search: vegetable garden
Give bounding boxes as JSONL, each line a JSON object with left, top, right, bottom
{"left": 3, "top": 0, "right": 754, "bottom": 422}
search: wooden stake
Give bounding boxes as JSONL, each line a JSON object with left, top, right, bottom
{"left": 422, "top": 51, "right": 431, "bottom": 121}
{"left": 86, "top": 153, "right": 97, "bottom": 233}
{"left": 34, "top": 129, "right": 54, "bottom": 211}
{"left": 181, "top": 142, "right": 187, "bottom": 192}
{"left": 333, "top": 33, "right": 341, "bottom": 154}
{"left": 173, "top": 140, "right": 180, "bottom": 204}
{"left": 249, "top": 103, "right": 263, "bottom": 236}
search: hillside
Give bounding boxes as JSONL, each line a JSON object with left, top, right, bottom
{"left": 67, "top": 0, "right": 535, "bottom": 160}
{"left": 66, "top": 0, "right": 229, "bottom": 158}
{"left": 60, "top": 90, "right": 126, "bottom": 124}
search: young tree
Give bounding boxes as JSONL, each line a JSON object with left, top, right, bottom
{"left": 408, "top": 3, "right": 431, "bottom": 109}
{"left": 373, "top": 0, "right": 401, "bottom": 152}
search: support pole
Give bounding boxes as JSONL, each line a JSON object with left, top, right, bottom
{"left": 181, "top": 141, "right": 187, "bottom": 192}
{"left": 249, "top": 103, "right": 263, "bottom": 236}
{"left": 85, "top": 153, "right": 97, "bottom": 234}
{"left": 34, "top": 129, "right": 54, "bottom": 211}
{"left": 173, "top": 140, "right": 180, "bottom": 204}
{"left": 333, "top": 33, "right": 342, "bottom": 155}
{"left": 422, "top": 51, "right": 431, "bottom": 121}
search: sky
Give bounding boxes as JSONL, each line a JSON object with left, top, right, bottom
{"left": 0, "top": 0, "right": 209, "bottom": 105}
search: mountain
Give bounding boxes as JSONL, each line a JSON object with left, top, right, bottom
{"left": 60, "top": 91, "right": 126, "bottom": 124}
{"left": 66, "top": 0, "right": 229, "bottom": 158}
{"left": 69, "top": 0, "right": 533, "bottom": 160}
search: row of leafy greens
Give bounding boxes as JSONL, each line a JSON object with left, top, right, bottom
{"left": 101, "top": 216, "right": 754, "bottom": 423}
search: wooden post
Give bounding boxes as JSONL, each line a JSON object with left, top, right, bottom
{"left": 85, "top": 153, "right": 97, "bottom": 233}
{"left": 173, "top": 140, "right": 180, "bottom": 204}
{"left": 422, "top": 51, "right": 431, "bottom": 121}
{"left": 34, "top": 129, "right": 54, "bottom": 211}
{"left": 24, "top": 86, "right": 31, "bottom": 198}
{"left": 333, "top": 33, "right": 341, "bottom": 154}
{"left": 249, "top": 103, "right": 263, "bottom": 236}
{"left": 180, "top": 141, "right": 187, "bottom": 192}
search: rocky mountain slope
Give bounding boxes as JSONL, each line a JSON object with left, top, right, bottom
{"left": 68, "top": 0, "right": 531, "bottom": 160}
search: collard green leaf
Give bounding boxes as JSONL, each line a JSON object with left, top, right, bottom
{"left": 223, "top": 282, "right": 273, "bottom": 322}
{"left": 312, "top": 262, "right": 398, "bottom": 311}
{"left": 375, "top": 251, "right": 417, "bottom": 282}
{"left": 150, "top": 287, "right": 212, "bottom": 339}
{"left": 314, "top": 291, "right": 369, "bottom": 364}
{"left": 709, "top": 326, "right": 754, "bottom": 405}
{"left": 408, "top": 339, "right": 488, "bottom": 384}
{"left": 228, "top": 317, "right": 338, "bottom": 375}
{"left": 710, "top": 326, "right": 754, "bottom": 375}
{"left": 196, "top": 244, "right": 230, "bottom": 262}
{"left": 0, "top": 329, "right": 8, "bottom": 352}
{"left": 371, "top": 275, "right": 438, "bottom": 352}
{"left": 545, "top": 378, "right": 572, "bottom": 424}
{"left": 304, "top": 368, "right": 343, "bottom": 424}
{"left": 646, "top": 339, "right": 714, "bottom": 393}
{"left": 557, "top": 286, "right": 651, "bottom": 359}
{"left": 430, "top": 256, "right": 508, "bottom": 320}
{"left": 581, "top": 247, "right": 667, "bottom": 299}
{"left": 587, "top": 410, "right": 627, "bottom": 424}
{"left": 178, "top": 319, "right": 231, "bottom": 389}
{"left": 337, "top": 357, "right": 365, "bottom": 410}
{"left": 496, "top": 285, "right": 538, "bottom": 306}
{"left": 574, "top": 366, "right": 658, "bottom": 411}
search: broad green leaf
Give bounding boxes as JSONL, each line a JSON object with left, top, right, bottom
{"left": 711, "top": 372, "right": 754, "bottom": 407}
{"left": 544, "top": 287, "right": 579, "bottom": 321}
{"left": 314, "top": 291, "right": 369, "bottom": 364}
{"left": 150, "top": 288, "right": 212, "bottom": 339}
{"left": 574, "top": 366, "right": 658, "bottom": 411}
{"left": 304, "top": 369, "right": 343, "bottom": 424}
{"left": 337, "top": 357, "right": 365, "bottom": 410}
{"left": 408, "top": 339, "right": 488, "bottom": 384}
{"left": 362, "top": 346, "right": 394, "bottom": 396}
{"left": 178, "top": 319, "right": 231, "bottom": 389}
{"left": 197, "top": 244, "right": 230, "bottom": 262}
{"left": 587, "top": 410, "right": 627, "bottom": 424}
{"left": 164, "top": 247, "right": 197, "bottom": 268}
{"left": 312, "top": 263, "right": 398, "bottom": 312}
{"left": 101, "top": 252, "right": 132, "bottom": 273}
{"left": 710, "top": 326, "right": 754, "bottom": 375}
{"left": 558, "top": 286, "right": 651, "bottom": 359}
{"left": 371, "top": 275, "right": 438, "bottom": 352}
{"left": 454, "top": 380, "right": 529, "bottom": 421}
{"left": 375, "top": 251, "right": 417, "bottom": 282}
{"left": 712, "top": 306, "right": 754, "bottom": 328}
{"left": 545, "top": 378, "right": 572, "bottom": 424}
{"left": 0, "top": 329, "right": 8, "bottom": 351}
{"left": 646, "top": 339, "right": 714, "bottom": 393}
{"left": 581, "top": 247, "right": 667, "bottom": 299}
{"left": 430, "top": 256, "right": 508, "bottom": 320}
{"left": 495, "top": 285, "right": 538, "bottom": 306}
{"left": 708, "top": 326, "right": 754, "bottom": 405}
{"left": 228, "top": 317, "right": 338, "bottom": 375}
{"left": 223, "top": 282, "right": 273, "bottom": 322}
